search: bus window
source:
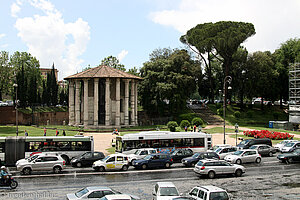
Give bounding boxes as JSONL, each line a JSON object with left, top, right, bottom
{"left": 194, "top": 138, "right": 204, "bottom": 147}
{"left": 0, "top": 142, "right": 5, "bottom": 153}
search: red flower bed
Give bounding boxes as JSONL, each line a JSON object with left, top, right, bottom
{"left": 243, "top": 130, "right": 294, "bottom": 140}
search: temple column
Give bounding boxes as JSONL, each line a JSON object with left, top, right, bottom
{"left": 105, "top": 78, "right": 111, "bottom": 126}
{"left": 115, "top": 78, "right": 120, "bottom": 126}
{"left": 68, "top": 80, "right": 75, "bottom": 125}
{"left": 94, "top": 78, "right": 99, "bottom": 126}
{"left": 130, "top": 80, "right": 135, "bottom": 125}
{"left": 124, "top": 79, "right": 130, "bottom": 126}
{"left": 134, "top": 81, "right": 138, "bottom": 125}
{"left": 83, "top": 79, "right": 89, "bottom": 126}
{"left": 75, "top": 80, "right": 81, "bottom": 125}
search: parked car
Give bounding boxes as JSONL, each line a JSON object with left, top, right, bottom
{"left": 127, "top": 148, "right": 158, "bottom": 164}
{"left": 281, "top": 141, "right": 300, "bottom": 153}
{"left": 277, "top": 148, "right": 300, "bottom": 164}
{"left": 181, "top": 152, "right": 220, "bottom": 167}
{"left": 250, "top": 144, "right": 276, "bottom": 157}
{"left": 237, "top": 138, "right": 272, "bottom": 149}
{"left": 99, "top": 194, "right": 136, "bottom": 200}
{"left": 172, "top": 197, "right": 194, "bottom": 200}
{"left": 70, "top": 151, "right": 105, "bottom": 167}
{"left": 0, "top": 101, "right": 8, "bottom": 106}
{"left": 214, "top": 146, "right": 237, "bottom": 159}
{"left": 92, "top": 154, "right": 129, "bottom": 172}
{"left": 170, "top": 148, "right": 193, "bottom": 163}
{"left": 274, "top": 140, "right": 299, "bottom": 152}
{"left": 66, "top": 186, "right": 120, "bottom": 199}
{"left": 153, "top": 182, "right": 180, "bottom": 200}
{"left": 209, "top": 144, "right": 232, "bottom": 151}
{"left": 194, "top": 159, "right": 245, "bottom": 179}
{"left": 16, "top": 153, "right": 66, "bottom": 175}
{"left": 224, "top": 149, "right": 261, "bottom": 164}
{"left": 66, "top": 186, "right": 140, "bottom": 200}
{"left": 188, "top": 185, "right": 229, "bottom": 200}
{"left": 132, "top": 153, "right": 173, "bottom": 170}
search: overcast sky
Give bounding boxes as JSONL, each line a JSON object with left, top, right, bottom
{"left": 1, "top": 0, "right": 300, "bottom": 80}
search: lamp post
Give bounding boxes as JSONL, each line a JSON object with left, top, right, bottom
{"left": 223, "top": 76, "right": 232, "bottom": 144}
{"left": 13, "top": 83, "right": 18, "bottom": 136}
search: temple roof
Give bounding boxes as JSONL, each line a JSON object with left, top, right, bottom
{"left": 64, "top": 65, "right": 142, "bottom": 80}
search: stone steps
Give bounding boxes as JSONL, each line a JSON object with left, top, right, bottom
{"left": 188, "top": 105, "right": 224, "bottom": 125}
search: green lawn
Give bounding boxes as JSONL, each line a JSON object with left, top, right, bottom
{"left": 203, "top": 127, "right": 235, "bottom": 134}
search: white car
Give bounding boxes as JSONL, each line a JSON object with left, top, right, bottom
{"left": 214, "top": 146, "right": 237, "bottom": 159}
{"left": 153, "top": 182, "right": 180, "bottom": 200}
{"left": 127, "top": 148, "right": 158, "bottom": 163}
{"left": 281, "top": 141, "right": 300, "bottom": 153}
{"left": 188, "top": 185, "right": 229, "bottom": 200}
{"left": 224, "top": 149, "right": 261, "bottom": 165}
{"left": 92, "top": 154, "right": 129, "bottom": 172}
{"left": 99, "top": 194, "right": 133, "bottom": 200}
{"left": 274, "top": 140, "right": 299, "bottom": 152}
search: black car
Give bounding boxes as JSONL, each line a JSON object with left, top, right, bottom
{"left": 181, "top": 152, "right": 220, "bottom": 167}
{"left": 70, "top": 151, "right": 105, "bottom": 167}
{"left": 237, "top": 138, "right": 272, "bottom": 149}
{"left": 132, "top": 153, "right": 173, "bottom": 170}
{"left": 170, "top": 149, "right": 193, "bottom": 163}
{"left": 277, "top": 148, "right": 300, "bottom": 164}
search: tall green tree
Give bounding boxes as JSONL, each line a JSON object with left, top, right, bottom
{"left": 101, "top": 56, "right": 126, "bottom": 71}
{"left": 139, "top": 48, "right": 201, "bottom": 115}
{"left": 273, "top": 38, "right": 300, "bottom": 108}
{"left": 0, "top": 51, "right": 13, "bottom": 100}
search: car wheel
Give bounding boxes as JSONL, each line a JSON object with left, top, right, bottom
{"left": 208, "top": 171, "right": 215, "bottom": 179}
{"left": 235, "top": 169, "right": 243, "bottom": 177}
{"left": 99, "top": 166, "right": 105, "bottom": 172}
{"left": 76, "top": 162, "right": 82, "bottom": 168}
{"left": 165, "top": 162, "right": 170, "bottom": 168}
{"left": 122, "top": 165, "right": 128, "bottom": 171}
{"left": 236, "top": 159, "right": 242, "bottom": 165}
{"left": 255, "top": 157, "right": 261, "bottom": 164}
{"left": 141, "top": 164, "right": 147, "bottom": 170}
{"left": 53, "top": 166, "right": 62, "bottom": 174}
{"left": 268, "top": 152, "right": 273, "bottom": 157}
{"left": 22, "top": 168, "right": 31, "bottom": 175}
{"left": 287, "top": 158, "right": 293, "bottom": 164}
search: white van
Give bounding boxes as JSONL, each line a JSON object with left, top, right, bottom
{"left": 92, "top": 154, "right": 129, "bottom": 172}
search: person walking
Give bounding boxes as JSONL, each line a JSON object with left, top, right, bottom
{"left": 193, "top": 125, "right": 196, "bottom": 132}
{"left": 25, "top": 130, "right": 28, "bottom": 136}
{"left": 44, "top": 127, "right": 47, "bottom": 136}
{"left": 55, "top": 129, "right": 59, "bottom": 136}
{"left": 184, "top": 126, "right": 187, "bottom": 132}
{"left": 62, "top": 130, "right": 66, "bottom": 136}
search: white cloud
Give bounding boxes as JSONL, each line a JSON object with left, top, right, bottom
{"left": 11, "top": 3, "right": 21, "bottom": 17}
{"left": 117, "top": 50, "right": 128, "bottom": 62}
{"left": 150, "top": 0, "right": 300, "bottom": 53}
{"left": 0, "top": 34, "right": 6, "bottom": 39}
{"left": 1, "top": 44, "right": 9, "bottom": 48}
{"left": 12, "top": 0, "right": 90, "bottom": 80}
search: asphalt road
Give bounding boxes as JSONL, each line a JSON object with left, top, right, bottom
{"left": 0, "top": 157, "right": 299, "bottom": 200}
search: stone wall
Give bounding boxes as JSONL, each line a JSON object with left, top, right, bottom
{"left": 0, "top": 106, "right": 68, "bottom": 126}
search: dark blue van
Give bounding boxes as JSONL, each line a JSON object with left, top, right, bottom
{"left": 132, "top": 153, "right": 173, "bottom": 170}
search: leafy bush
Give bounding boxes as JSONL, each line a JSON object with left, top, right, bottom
{"left": 191, "top": 117, "right": 204, "bottom": 126}
{"left": 246, "top": 110, "right": 254, "bottom": 118}
{"left": 216, "top": 103, "right": 222, "bottom": 109}
{"left": 178, "top": 113, "right": 198, "bottom": 123}
{"left": 180, "top": 120, "right": 190, "bottom": 129}
{"left": 244, "top": 130, "right": 294, "bottom": 140}
{"left": 217, "top": 108, "right": 223, "bottom": 116}
{"left": 167, "top": 121, "right": 178, "bottom": 132}
{"left": 273, "top": 112, "right": 280, "bottom": 120}
{"left": 234, "top": 111, "right": 241, "bottom": 118}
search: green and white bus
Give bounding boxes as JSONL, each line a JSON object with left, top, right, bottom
{"left": 0, "top": 135, "right": 94, "bottom": 166}
{"left": 116, "top": 131, "right": 212, "bottom": 153}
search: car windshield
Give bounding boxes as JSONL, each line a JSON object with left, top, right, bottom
{"left": 159, "top": 187, "right": 179, "bottom": 196}
{"left": 102, "top": 156, "right": 110, "bottom": 162}
{"left": 215, "top": 148, "right": 222, "bottom": 153}
{"left": 144, "top": 155, "right": 152, "bottom": 160}
{"left": 293, "top": 149, "right": 300, "bottom": 154}
{"left": 233, "top": 151, "right": 243, "bottom": 155}
{"left": 75, "top": 188, "right": 89, "bottom": 198}
{"left": 209, "top": 192, "right": 229, "bottom": 200}
{"left": 192, "top": 153, "right": 200, "bottom": 158}
{"left": 250, "top": 146, "right": 258, "bottom": 149}
{"left": 239, "top": 140, "right": 249, "bottom": 145}
{"left": 279, "top": 141, "right": 289, "bottom": 145}
{"left": 284, "top": 143, "right": 295, "bottom": 147}
{"left": 134, "top": 150, "right": 141, "bottom": 155}
{"left": 28, "top": 155, "right": 39, "bottom": 162}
